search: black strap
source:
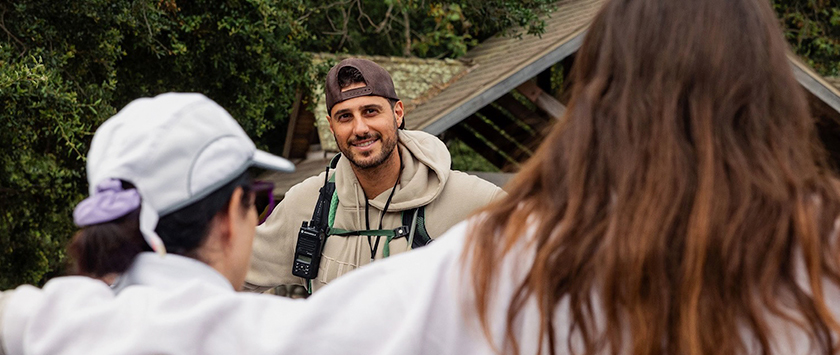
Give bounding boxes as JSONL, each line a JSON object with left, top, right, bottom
{"left": 310, "top": 177, "right": 334, "bottom": 231}
{"left": 310, "top": 153, "right": 342, "bottom": 231}
{"left": 400, "top": 207, "right": 433, "bottom": 249}
{"left": 298, "top": 155, "right": 340, "bottom": 292}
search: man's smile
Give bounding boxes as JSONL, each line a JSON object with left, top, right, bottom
{"left": 350, "top": 136, "right": 379, "bottom": 150}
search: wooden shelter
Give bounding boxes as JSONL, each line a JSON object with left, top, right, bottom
{"left": 265, "top": 0, "right": 840, "bottom": 197}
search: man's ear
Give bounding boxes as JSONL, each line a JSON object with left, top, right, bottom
{"left": 394, "top": 100, "right": 405, "bottom": 128}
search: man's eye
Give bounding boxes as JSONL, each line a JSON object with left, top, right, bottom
{"left": 364, "top": 109, "right": 377, "bottom": 115}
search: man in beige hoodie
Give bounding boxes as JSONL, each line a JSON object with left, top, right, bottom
{"left": 246, "top": 58, "right": 503, "bottom": 293}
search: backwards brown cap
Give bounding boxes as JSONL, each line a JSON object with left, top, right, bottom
{"left": 325, "top": 58, "right": 400, "bottom": 116}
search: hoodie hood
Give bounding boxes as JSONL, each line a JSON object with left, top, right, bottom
{"left": 334, "top": 130, "right": 451, "bottom": 212}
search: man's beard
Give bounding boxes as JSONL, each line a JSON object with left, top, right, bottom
{"left": 339, "top": 129, "right": 399, "bottom": 169}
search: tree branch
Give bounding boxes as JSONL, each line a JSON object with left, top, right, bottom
{"left": 356, "top": 0, "right": 394, "bottom": 33}
{"left": 0, "top": 5, "right": 28, "bottom": 56}
{"left": 337, "top": 6, "right": 351, "bottom": 49}
{"left": 402, "top": 3, "right": 411, "bottom": 56}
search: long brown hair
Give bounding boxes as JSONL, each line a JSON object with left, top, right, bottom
{"left": 466, "top": 0, "right": 840, "bottom": 354}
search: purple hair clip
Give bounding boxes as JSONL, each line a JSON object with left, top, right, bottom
{"left": 73, "top": 179, "right": 141, "bottom": 227}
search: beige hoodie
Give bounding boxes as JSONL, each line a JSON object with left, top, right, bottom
{"left": 246, "top": 130, "right": 503, "bottom": 292}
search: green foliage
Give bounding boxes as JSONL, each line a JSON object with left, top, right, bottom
{"left": 0, "top": 0, "right": 314, "bottom": 288}
{"left": 300, "top": 0, "right": 556, "bottom": 58}
{"left": 774, "top": 0, "right": 840, "bottom": 75}
{"left": 111, "top": 0, "right": 314, "bottom": 141}
{"left": 0, "top": 49, "right": 99, "bottom": 288}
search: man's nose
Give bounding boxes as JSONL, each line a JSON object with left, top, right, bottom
{"left": 352, "top": 114, "right": 369, "bottom": 134}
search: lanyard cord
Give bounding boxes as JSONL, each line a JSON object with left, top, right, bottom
{"left": 365, "top": 175, "right": 400, "bottom": 263}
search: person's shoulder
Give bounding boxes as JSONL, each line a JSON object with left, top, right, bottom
{"left": 2, "top": 277, "right": 115, "bottom": 353}
{"left": 445, "top": 170, "right": 505, "bottom": 201}
{"left": 420, "top": 172, "right": 504, "bottom": 235}
{"left": 447, "top": 170, "right": 500, "bottom": 187}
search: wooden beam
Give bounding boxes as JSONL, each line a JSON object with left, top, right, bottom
{"left": 516, "top": 80, "right": 566, "bottom": 120}
{"left": 282, "top": 89, "right": 304, "bottom": 158}
{"left": 494, "top": 94, "right": 552, "bottom": 133}
{"left": 478, "top": 104, "right": 534, "bottom": 136}
{"left": 462, "top": 115, "right": 519, "bottom": 155}
{"left": 450, "top": 125, "right": 509, "bottom": 169}
{"left": 462, "top": 114, "right": 530, "bottom": 163}
{"left": 476, "top": 105, "right": 536, "bottom": 155}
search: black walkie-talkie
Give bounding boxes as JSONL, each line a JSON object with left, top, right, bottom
{"left": 292, "top": 166, "right": 335, "bottom": 279}
{"left": 292, "top": 220, "right": 324, "bottom": 279}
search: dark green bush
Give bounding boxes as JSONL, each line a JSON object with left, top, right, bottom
{"left": 0, "top": 0, "right": 313, "bottom": 289}
{"left": 0, "top": 49, "right": 102, "bottom": 288}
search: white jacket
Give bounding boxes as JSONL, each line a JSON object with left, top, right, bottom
{"left": 2, "top": 221, "right": 835, "bottom": 354}
{"left": 2, "top": 223, "right": 502, "bottom": 355}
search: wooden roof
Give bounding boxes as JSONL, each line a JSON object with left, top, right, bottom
{"left": 405, "top": 0, "right": 840, "bottom": 138}
{"left": 409, "top": 0, "right": 606, "bottom": 134}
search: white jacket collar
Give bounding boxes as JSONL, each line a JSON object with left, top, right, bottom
{"left": 111, "top": 252, "right": 234, "bottom": 294}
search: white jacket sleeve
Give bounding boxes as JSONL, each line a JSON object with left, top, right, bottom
{"left": 0, "top": 223, "right": 489, "bottom": 355}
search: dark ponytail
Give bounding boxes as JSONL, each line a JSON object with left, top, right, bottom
{"left": 68, "top": 209, "right": 147, "bottom": 278}
{"left": 68, "top": 172, "right": 252, "bottom": 277}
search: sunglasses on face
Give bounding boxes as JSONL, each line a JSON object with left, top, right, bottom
{"left": 251, "top": 181, "right": 276, "bottom": 225}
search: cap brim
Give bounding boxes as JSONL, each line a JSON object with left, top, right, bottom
{"left": 252, "top": 150, "right": 295, "bottom": 173}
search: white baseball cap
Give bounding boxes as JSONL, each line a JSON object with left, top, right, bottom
{"left": 81, "top": 92, "right": 294, "bottom": 255}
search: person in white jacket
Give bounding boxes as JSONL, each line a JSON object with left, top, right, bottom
{"left": 5, "top": 0, "right": 840, "bottom": 353}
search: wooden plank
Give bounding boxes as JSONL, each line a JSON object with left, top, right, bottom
{"left": 463, "top": 115, "right": 519, "bottom": 155}
{"left": 494, "top": 93, "right": 552, "bottom": 133}
{"left": 516, "top": 80, "right": 567, "bottom": 120}
{"left": 450, "top": 125, "right": 509, "bottom": 169}
{"left": 462, "top": 114, "right": 531, "bottom": 163}
{"left": 478, "top": 104, "right": 532, "bottom": 134}
{"left": 491, "top": 95, "right": 558, "bottom": 153}
{"left": 476, "top": 105, "right": 536, "bottom": 155}
{"left": 282, "top": 89, "right": 303, "bottom": 158}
